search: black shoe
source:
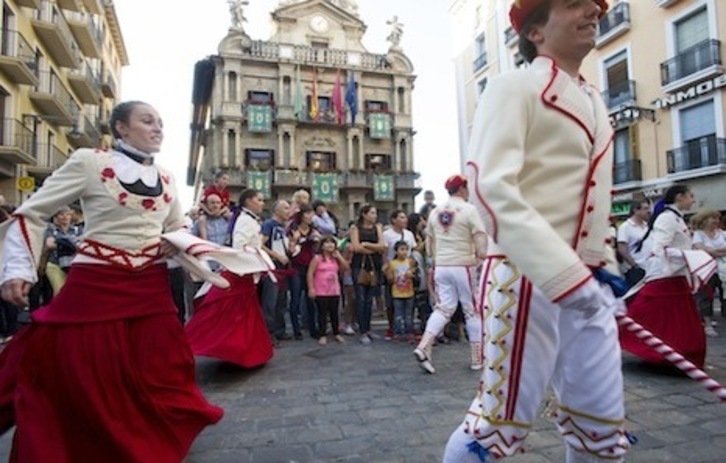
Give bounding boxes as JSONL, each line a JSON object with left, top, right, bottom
{"left": 275, "top": 334, "right": 293, "bottom": 341}
{"left": 294, "top": 333, "right": 303, "bottom": 341}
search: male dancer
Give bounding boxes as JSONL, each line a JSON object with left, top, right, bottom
{"left": 444, "top": 1, "right": 630, "bottom": 462}
{"left": 413, "top": 175, "right": 487, "bottom": 373}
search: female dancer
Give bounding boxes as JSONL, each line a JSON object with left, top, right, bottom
{"left": 0, "top": 101, "right": 223, "bottom": 462}
{"left": 349, "top": 204, "right": 386, "bottom": 344}
{"left": 620, "top": 185, "right": 708, "bottom": 368}
{"left": 186, "top": 189, "right": 273, "bottom": 367}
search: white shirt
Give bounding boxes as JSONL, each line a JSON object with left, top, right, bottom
{"left": 617, "top": 217, "right": 648, "bottom": 266}
{"left": 426, "top": 196, "right": 487, "bottom": 266}
{"left": 382, "top": 227, "right": 416, "bottom": 262}
{"left": 693, "top": 229, "right": 726, "bottom": 252}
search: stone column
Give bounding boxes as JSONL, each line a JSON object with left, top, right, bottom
{"left": 358, "top": 136, "right": 365, "bottom": 170}
{"left": 277, "top": 128, "right": 285, "bottom": 168}
{"left": 235, "top": 130, "right": 242, "bottom": 168}
{"left": 394, "top": 133, "right": 402, "bottom": 172}
{"left": 347, "top": 131, "right": 354, "bottom": 170}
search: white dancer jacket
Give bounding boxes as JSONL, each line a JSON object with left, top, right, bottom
{"left": 466, "top": 56, "right": 617, "bottom": 303}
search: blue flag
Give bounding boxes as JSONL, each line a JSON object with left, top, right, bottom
{"left": 345, "top": 72, "right": 357, "bottom": 125}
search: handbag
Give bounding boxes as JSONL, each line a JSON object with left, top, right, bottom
{"left": 356, "top": 255, "right": 378, "bottom": 286}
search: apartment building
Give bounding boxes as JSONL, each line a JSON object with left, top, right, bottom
{"left": 450, "top": 0, "right": 726, "bottom": 213}
{"left": 188, "top": 0, "right": 420, "bottom": 223}
{"left": 0, "top": 0, "right": 128, "bottom": 204}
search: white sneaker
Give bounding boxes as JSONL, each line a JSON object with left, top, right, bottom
{"left": 359, "top": 335, "right": 371, "bottom": 345}
{"left": 470, "top": 362, "right": 483, "bottom": 371}
{"left": 705, "top": 326, "right": 719, "bottom": 337}
{"left": 413, "top": 348, "right": 435, "bottom": 374}
{"left": 343, "top": 325, "right": 355, "bottom": 335}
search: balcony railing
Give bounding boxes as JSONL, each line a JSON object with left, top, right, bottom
{"left": 0, "top": 29, "right": 39, "bottom": 85}
{"left": 101, "top": 71, "right": 117, "bottom": 98}
{"left": 248, "top": 41, "right": 390, "bottom": 71}
{"left": 34, "top": 143, "right": 66, "bottom": 170}
{"left": 601, "top": 80, "right": 636, "bottom": 109}
{"left": 0, "top": 118, "right": 36, "bottom": 162}
{"left": 661, "top": 39, "right": 722, "bottom": 86}
{"left": 613, "top": 159, "right": 642, "bottom": 184}
{"left": 598, "top": 2, "right": 630, "bottom": 37}
{"left": 343, "top": 172, "right": 371, "bottom": 188}
{"left": 33, "top": 0, "right": 80, "bottom": 68}
{"left": 82, "top": 114, "right": 100, "bottom": 144}
{"left": 1, "top": 29, "right": 37, "bottom": 69}
{"left": 32, "top": 70, "right": 81, "bottom": 124}
{"left": 473, "top": 52, "right": 488, "bottom": 72}
{"left": 273, "top": 169, "right": 308, "bottom": 187}
{"left": 395, "top": 172, "right": 422, "bottom": 190}
{"left": 667, "top": 135, "right": 726, "bottom": 173}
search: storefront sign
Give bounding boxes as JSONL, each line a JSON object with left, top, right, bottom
{"left": 16, "top": 176, "right": 35, "bottom": 191}
{"left": 611, "top": 202, "right": 631, "bottom": 216}
{"left": 609, "top": 107, "right": 655, "bottom": 127}
{"left": 653, "top": 73, "right": 726, "bottom": 109}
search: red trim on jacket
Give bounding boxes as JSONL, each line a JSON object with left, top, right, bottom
{"left": 466, "top": 161, "right": 499, "bottom": 241}
{"left": 571, "top": 137, "right": 613, "bottom": 250}
{"left": 552, "top": 274, "right": 594, "bottom": 304}
{"left": 540, "top": 59, "right": 595, "bottom": 143}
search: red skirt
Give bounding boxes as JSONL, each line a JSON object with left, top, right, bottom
{"left": 186, "top": 272, "right": 273, "bottom": 368}
{"left": 620, "top": 276, "right": 706, "bottom": 369}
{"left": 0, "top": 264, "right": 223, "bottom": 463}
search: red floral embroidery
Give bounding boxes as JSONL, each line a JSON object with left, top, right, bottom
{"left": 101, "top": 168, "right": 115, "bottom": 181}
{"left": 141, "top": 198, "right": 155, "bottom": 210}
{"left": 118, "top": 192, "right": 128, "bottom": 205}
{"left": 163, "top": 193, "right": 172, "bottom": 204}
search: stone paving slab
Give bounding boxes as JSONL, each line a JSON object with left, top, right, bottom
{"left": 2, "top": 326, "right": 726, "bottom": 462}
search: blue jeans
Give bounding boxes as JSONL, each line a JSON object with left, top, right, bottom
{"left": 353, "top": 267, "right": 377, "bottom": 334}
{"left": 393, "top": 297, "right": 414, "bottom": 335}
{"left": 289, "top": 269, "right": 317, "bottom": 337}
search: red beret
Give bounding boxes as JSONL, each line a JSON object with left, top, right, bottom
{"left": 509, "top": 0, "right": 609, "bottom": 34}
{"left": 445, "top": 175, "right": 468, "bottom": 192}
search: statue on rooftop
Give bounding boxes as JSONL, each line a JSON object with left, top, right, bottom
{"left": 228, "top": 0, "right": 249, "bottom": 30}
{"left": 386, "top": 15, "right": 404, "bottom": 50}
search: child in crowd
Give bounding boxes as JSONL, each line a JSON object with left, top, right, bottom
{"left": 308, "top": 236, "right": 349, "bottom": 345}
{"left": 384, "top": 241, "right": 417, "bottom": 343}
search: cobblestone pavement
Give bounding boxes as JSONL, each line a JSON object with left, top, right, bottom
{"left": 2, "top": 317, "right": 726, "bottom": 462}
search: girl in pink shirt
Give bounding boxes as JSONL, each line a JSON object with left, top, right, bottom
{"left": 308, "top": 236, "right": 349, "bottom": 345}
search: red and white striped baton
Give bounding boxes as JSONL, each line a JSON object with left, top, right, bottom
{"left": 616, "top": 313, "right": 726, "bottom": 403}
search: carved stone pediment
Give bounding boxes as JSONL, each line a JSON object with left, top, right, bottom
{"left": 304, "top": 135, "right": 337, "bottom": 149}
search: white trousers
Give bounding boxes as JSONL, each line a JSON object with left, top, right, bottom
{"left": 443, "top": 257, "right": 629, "bottom": 462}
{"left": 426, "top": 266, "right": 481, "bottom": 342}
